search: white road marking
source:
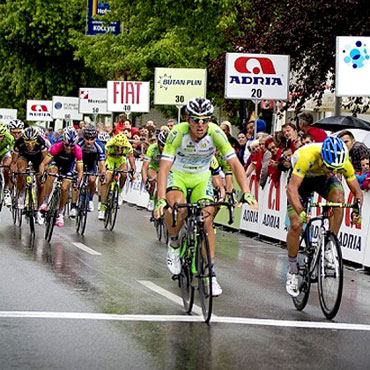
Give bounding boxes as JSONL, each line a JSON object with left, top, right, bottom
{"left": 138, "top": 280, "right": 205, "bottom": 316}
{"left": 0, "top": 311, "right": 370, "bottom": 331}
{"left": 71, "top": 242, "right": 102, "bottom": 256}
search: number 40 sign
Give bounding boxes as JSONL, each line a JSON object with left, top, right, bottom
{"left": 154, "top": 68, "right": 207, "bottom": 106}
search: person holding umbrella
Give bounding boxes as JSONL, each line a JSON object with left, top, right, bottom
{"left": 298, "top": 112, "right": 327, "bottom": 142}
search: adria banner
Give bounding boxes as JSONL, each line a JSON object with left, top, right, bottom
{"left": 154, "top": 68, "right": 207, "bottom": 106}
{"left": 107, "top": 81, "right": 150, "bottom": 113}
{"left": 336, "top": 36, "right": 370, "bottom": 97}
{"left": 79, "top": 88, "right": 108, "bottom": 114}
{"left": 225, "top": 53, "right": 290, "bottom": 100}
{"left": 52, "top": 96, "right": 83, "bottom": 121}
{"left": 0, "top": 108, "right": 17, "bottom": 124}
{"left": 26, "top": 100, "right": 52, "bottom": 122}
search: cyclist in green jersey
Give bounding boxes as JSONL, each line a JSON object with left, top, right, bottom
{"left": 0, "top": 122, "right": 15, "bottom": 206}
{"left": 155, "top": 98, "right": 257, "bottom": 296}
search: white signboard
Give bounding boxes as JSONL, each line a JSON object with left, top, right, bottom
{"left": 336, "top": 36, "right": 370, "bottom": 97}
{"left": 26, "top": 100, "right": 53, "bottom": 122}
{"left": 79, "top": 88, "right": 108, "bottom": 114}
{"left": 52, "top": 96, "right": 83, "bottom": 120}
{"left": 107, "top": 81, "right": 150, "bottom": 113}
{"left": 154, "top": 68, "right": 207, "bottom": 105}
{"left": 0, "top": 108, "right": 17, "bottom": 124}
{"left": 225, "top": 53, "right": 290, "bottom": 100}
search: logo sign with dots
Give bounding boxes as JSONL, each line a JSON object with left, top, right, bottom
{"left": 336, "top": 36, "right": 370, "bottom": 97}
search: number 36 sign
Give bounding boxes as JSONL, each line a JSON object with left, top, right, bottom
{"left": 225, "top": 53, "right": 290, "bottom": 100}
{"left": 154, "top": 68, "right": 207, "bottom": 106}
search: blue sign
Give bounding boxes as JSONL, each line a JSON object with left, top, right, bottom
{"left": 87, "top": 0, "right": 120, "bottom": 36}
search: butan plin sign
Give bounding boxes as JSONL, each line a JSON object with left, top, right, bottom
{"left": 225, "top": 53, "right": 290, "bottom": 100}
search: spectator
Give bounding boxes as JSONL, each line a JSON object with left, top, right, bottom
{"left": 282, "top": 122, "right": 298, "bottom": 153}
{"left": 122, "top": 128, "right": 131, "bottom": 139}
{"left": 96, "top": 122, "right": 104, "bottom": 133}
{"left": 246, "top": 121, "right": 254, "bottom": 140}
{"left": 105, "top": 122, "right": 115, "bottom": 138}
{"left": 258, "top": 134, "right": 272, "bottom": 189}
{"left": 167, "top": 119, "right": 176, "bottom": 131}
{"left": 237, "top": 131, "right": 248, "bottom": 165}
{"left": 160, "top": 125, "right": 170, "bottom": 133}
{"left": 338, "top": 130, "right": 370, "bottom": 173}
{"left": 114, "top": 113, "right": 128, "bottom": 134}
{"left": 298, "top": 112, "right": 327, "bottom": 142}
{"left": 146, "top": 120, "right": 156, "bottom": 129}
{"left": 356, "top": 155, "right": 370, "bottom": 190}
{"left": 131, "top": 133, "right": 143, "bottom": 159}
{"left": 245, "top": 139, "right": 261, "bottom": 176}
{"left": 265, "top": 137, "right": 282, "bottom": 185}
{"left": 220, "top": 120, "right": 239, "bottom": 150}
{"left": 280, "top": 147, "right": 292, "bottom": 171}
{"left": 256, "top": 119, "right": 267, "bottom": 134}
{"left": 274, "top": 130, "right": 287, "bottom": 149}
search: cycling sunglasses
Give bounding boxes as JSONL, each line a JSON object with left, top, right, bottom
{"left": 189, "top": 116, "right": 211, "bottom": 124}
{"left": 12, "top": 130, "right": 22, "bottom": 134}
{"left": 64, "top": 143, "right": 75, "bottom": 148}
{"left": 24, "top": 139, "right": 37, "bottom": 145}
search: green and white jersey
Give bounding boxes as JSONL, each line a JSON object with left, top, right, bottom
{"left": 162, "top": 122, "right": 235, "bottom": 174}
{"left": 144, "top": 142, "right": 161, "bottom": 171}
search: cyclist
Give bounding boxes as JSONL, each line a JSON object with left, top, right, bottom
{"left": 98, "top": 133, "right": 136, "bottom": 220}
{"left": 8, "top": 119, "right": 24, "bottom": 142}
{"left": 98, "top": 132, "right": 111, "bottom": 145}
{"left": 11, "top": 126, "right": 48, "bottom": 224}
{"left": 285, "top": 137, "right": 363, "bottom": 297}
{"left": 141, "top": 131, "right": 168, "bottom": 202}
{"left": 70, "top": 125, "right": 106, "bottom": 217}
{"left": 0, "top": 122, "right": 14, "bottom": 207}
{"left": 39, "top": 127, "right": 83, "bottom": 227}
{"left": 155, "top": 97, "right": 257, "bottom": 296}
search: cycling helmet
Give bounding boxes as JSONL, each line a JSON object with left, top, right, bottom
{"left": 62, "top": 127, "right": 78, "bottom": 145}
{"left": 0, "top": 121, "right": 7, "bottom": 135}
{"left": 8, "top": 119, "right": 24, "bottom": 130}
{"left": 186, "top": 98, "right": 214, "bottom": 117}
{"left": 157, "top": 131, "right": 169, "bottom": 147}
{"left": 113, "top": 133, "right": 129, "bottom": 147}
{"left": 83, "top": 125, "right": 97, "bottom": 139}
{"left": 98, "top": 132, "right": 110, "bottom": 143}
{"left": 321, "top": 136, "right": 349, "bottom": 169}
{"left": 23, "top": 126, "right": 39, "bottom": 141}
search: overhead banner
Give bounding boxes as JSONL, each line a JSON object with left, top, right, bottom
{"left": 52, "top": 96, "right": 83, "bottom": 121}
{"left": 0, "top": 108, "right": 17, "bottom": 124}
{"left": 225, "top": 53, "right": 290, "bottom": 100}
{"left": 26, "top": 100, "right": 53, "bottom": 122}
{"left": 154, "top": 68, "right": 207, "bottom": 105}
{"left": 79, "top": 88, "right": 108, "bottom": 114}
{"left": 107, "top": 81, "right": 150, "bottom": 113}
{"left": 336, "top": 36, "right": 370, "bottom": 97}
{"left": 86, "top": 0, "right": 120, "bottom": 36}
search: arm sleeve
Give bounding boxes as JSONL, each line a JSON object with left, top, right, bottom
{"left": 161, "top": 126, "right": 183, "bottom": 162}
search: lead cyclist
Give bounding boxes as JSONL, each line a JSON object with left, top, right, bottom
{"left": 155, "top": 97, "right": 257, "bottom": 296}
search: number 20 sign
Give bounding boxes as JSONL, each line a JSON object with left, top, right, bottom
{"left": 225, "top": 53, "right": 290, "bottom": 100}
{"left": 154, "top": 68, "right": 207, "bottom": 106}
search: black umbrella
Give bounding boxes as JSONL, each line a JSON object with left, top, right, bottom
{"left": 312, "top": 115, "right": 370, "bottom": 132}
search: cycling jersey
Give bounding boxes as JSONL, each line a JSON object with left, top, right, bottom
{"left": 77, "top": 137, "right": 106, "bottom": 172}
{"left": 0, "top": 131, "right": 15, "bottom": 158}
{"left": 105, "top": 138, "right": 133, "bottom": 158}
{"left": 48, "top": 142, "right": 83, "bottom": 175}
{"left": 144, "top": 142, "right": 161, "bottom": 171}
{"left": 216, "top": 152, "right": 232, "bottom": 175}
{"left": 162, "top": 122, "right": 235, "bottom": 174}
{"left": 291, "top": 143, "right": 356, "bottom": 182}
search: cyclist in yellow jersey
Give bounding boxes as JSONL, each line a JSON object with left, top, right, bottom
{"left": 285, "top": 137, "right": 362, "bottom": 297}
{"left": 98, "top": 133, "right": 136, "bottom": 220}
{"left": 155, "top": 98, "right": 257, "bottom": 296}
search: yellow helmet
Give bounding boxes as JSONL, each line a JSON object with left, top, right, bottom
{"left": 113, "top": 133, "right": 129, "bottom": 147}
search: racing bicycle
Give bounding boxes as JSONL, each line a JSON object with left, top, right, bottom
{"left": 293, "top": 197, "right": 361, "bottom": 319}
{"left": 171, "top": 196, "right": 235, "bottom": 323}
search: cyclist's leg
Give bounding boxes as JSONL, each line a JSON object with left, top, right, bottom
{"left": 2, "top": 153, "right": 12, "bottom": 190}
{"left": 16, "top": 157, "right": 28, "bottom": 193}
{"left": 147, "top": 167, "right": 157, "bottom": 197}
{"left": 42, "top": 165, "right": 58, "bottom": 207}
{"left": 321, "top": 177, "right": 345, "bottom": 235}
{"left": 118, "top": 160, "right": 128, "bottom": 190}
{"left": 60, "top": 178, "right": 72, "bottom": 213}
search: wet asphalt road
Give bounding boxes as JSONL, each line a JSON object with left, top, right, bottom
{"left": 1, "top": 201, "right": 370, "bottom": 369}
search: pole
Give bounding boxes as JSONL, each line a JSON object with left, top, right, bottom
{"left": 254, "top": 99, "right": 258, "bottom": 139}
{"left": 176, "top": 105, "right": 183, "bottom": 124}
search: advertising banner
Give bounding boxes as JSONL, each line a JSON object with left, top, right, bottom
{"left": 26, "top": 100, "right": 53, "bottom": 122}
{"left": 225, "top": 53, "right": 290, "bottom": 100}
{"left": 0, "top": 108, "right": 17, "bottom": 124}
{"left": 79, "top": 88, "right": 108, "bottom": 114}
{"left": 52, "top": 96, "right": 83, "bottom": 121}
{"left": 107, "top": 81, "right": 150, "bottom": 113}
{"left": 154, "top": 68, "right": 207, "bottom": 105}
{"left": 86, "top": 0, "right": 120, "bottom": 36}
{"left": 336, "top": 36, "right": 370, "bottom": 97}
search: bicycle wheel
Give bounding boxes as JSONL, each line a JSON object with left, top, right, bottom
{"left": 11, "top": 189, "right": 17, "bottom": 224}
{"left": 179, "top": 236, "right": 194, "bottom": 313}
{"left": 155, "top": 217, "right": 162, "bottom": 241}
{"left": 17, "top": 206, "right": 23, "bottom": 227}
{"left": 196, "top": 230, "right": 213, "bottom": 323}
{"left": 80, "top": 190, "right": 89, "bottom": 235}
{"left": 293, "top": 250, "right": 311, "bottom": 311}
{"left": 0, "top": 179, "right": 3, "bottom": 213}
{"left": 318, "top": 232, "right": 343, "bottom": 319}
{"left": 27, "top": 188, "right": 35, "bottom": 241}
{"left": 45, "top": 190, "right": 60, "bottom": 242}
{"left": 104, "top": 190, "right": 112, "bottom": 229}
{"left": 109, "top": 185, "right": 119, "bottom": 231}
